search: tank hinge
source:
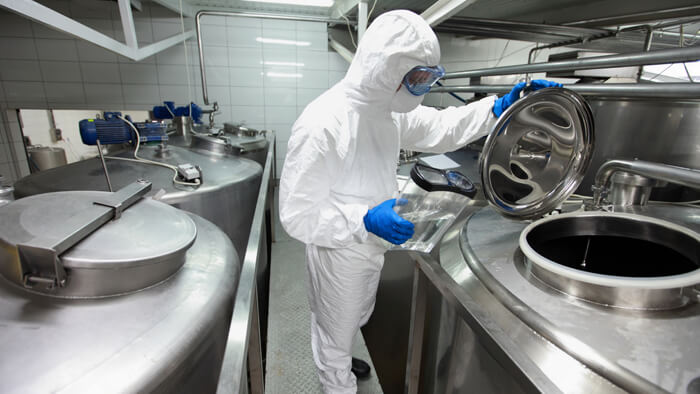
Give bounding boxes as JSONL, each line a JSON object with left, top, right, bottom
{"left": 18, "top": 244, "right": 67, "bottom": 289}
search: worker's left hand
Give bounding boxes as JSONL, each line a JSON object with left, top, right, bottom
{"left": 492, "top": 79, "right": 563, "bottom": 117}
{"left": 363, "top": 199, "right": 415, "bottom": 245}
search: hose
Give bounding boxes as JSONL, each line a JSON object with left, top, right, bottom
{"left": 106, "top": 115, "right": 200, "bottom": 187}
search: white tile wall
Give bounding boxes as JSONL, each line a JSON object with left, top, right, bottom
{"left": 203, "top": 46, "right": 229, "bottom": 67}
{"left": 3, "top": 81, "right": 45, "bottom": 103}
{"left": 0, "top": 14, "right": 34, "bottom": 37}
{"left": 84, "top": 83, "right": 124, "bottom": 105}
{"left": 226, "top": 16, "right": 261, "bottom": 29}
{"left": 0, "top": 38, "right": 37, "bottom": 60}
{"left": 119, "top": 63, "right": 158, "bottom": 84}
{"left": 0, "top": 4, "right": 352, "bottom": 178}
{"left": 76, "top": 41, "right": 119, "bottom": 62}
{"left": 35, "top": 39, "right": 79, "bottom": 61}
{"left": 81, "top": 62, "right": 121, "bottom": 83}
{"left": 227, "top": 27, "right": 262, "bottom": 48}
{"left": 122, "top": 84, "right": 161, "bottom": 105}
{"left": 40, "top": 61, "right": 83, "bottom": 82}
{"left": 229, "top": 67, "right": 263, "bottom": 87}
{"left": 0, "top": 109, "right": 28, "bottom": 181}
{"left": 0, "top": 60, "right": 42, "bottom": 81}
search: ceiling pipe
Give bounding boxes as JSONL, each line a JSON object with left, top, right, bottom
{"left": 328, "top": 36, "right": 354, "bottom": 63}
{"left": 421, "top": 0, "right": 478, "bottom": 27}
{"left": 443, "top": 46, "right": 700, "bottom": 80}
{"left": 562, "top": 5, "right": 700, "bottom": 27}
{"left": 357, "top": 0, "right": 367, "bottom": 41}
{"left": 430, "top": 83, "right": 700, "bottom": 98}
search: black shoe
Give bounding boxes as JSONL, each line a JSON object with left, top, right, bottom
{"left": 351, "top": 357, "right": 371, "bottom": 379}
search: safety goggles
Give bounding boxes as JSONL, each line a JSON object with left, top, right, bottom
{"left": 402, "top": 65, "right": 445, "bottom": 96}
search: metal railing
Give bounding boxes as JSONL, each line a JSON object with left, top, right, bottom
{"left": 216, "top": 142, "right": 274, "bottom": 394}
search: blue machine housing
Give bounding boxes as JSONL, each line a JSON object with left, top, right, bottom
{"left": 79, "top": 112, "right": 168, "bottom": 145}
{"left": 152, "top": 101, "right": 203, "bottom": 123}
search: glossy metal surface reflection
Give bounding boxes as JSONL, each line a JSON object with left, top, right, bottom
{"left": 481, "top": 88, "right": 594, "bottom": 219}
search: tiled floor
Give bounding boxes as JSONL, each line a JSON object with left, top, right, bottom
{"left": 264, "top": 190, "right": 383, "bottom": 394}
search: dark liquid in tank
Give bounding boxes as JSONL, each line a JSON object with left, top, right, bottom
{"left": 531, "top": 235, "right": 698, "bottom": 277}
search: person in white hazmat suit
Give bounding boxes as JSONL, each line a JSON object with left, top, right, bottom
{"left": 279, "top": 9, "right": 560, "bottom": 393}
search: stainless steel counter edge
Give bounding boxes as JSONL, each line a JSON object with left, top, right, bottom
{"left": 411, "top": 223, "right": 563, "bottom": 394}
{"left": 216, "top": 144, "right": 274, "bottom": 393}
{"left": 453, "top": 212, "right": 666, "bottom": 394}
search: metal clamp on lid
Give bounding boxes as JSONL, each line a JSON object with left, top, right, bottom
{"left": 17, "top": 180, "right": 151, "bottom": 290}
{"left": 410, "top": 162, "right": 477, "bottom": 198}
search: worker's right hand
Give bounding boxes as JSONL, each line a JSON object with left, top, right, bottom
{"left": 363, "top": 199, "right": 415, "bottom": 245}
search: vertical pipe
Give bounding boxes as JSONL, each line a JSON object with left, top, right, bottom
{"left": 95, "top": 140, "right": 113, "bottom": 192}
{"left": 637, "top": 26, "right": 654, "bottom": 82}
{"left": 358, "top": 0, "right": 368, "bottom": 42}
{"left": 196, "top": 12, "right": 210, "bottom": 105}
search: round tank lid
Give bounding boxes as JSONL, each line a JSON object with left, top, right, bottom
{"left": 0, "top": 191, "right": 196, "bottom": 298}
{"left": 480, "top": 88, "right": 595, "bottom": 219}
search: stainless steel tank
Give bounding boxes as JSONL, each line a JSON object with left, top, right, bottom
{"left": 432, "top": 91, "right": 699, "bottom": 393}
{"left": 578, "top": 98, "right": 700, "bottom": 200}
{"left": 169, "top": 121, "right": 270, "bottom": 168}
{"left": 436, "top": 204, "right": 700, "bottom": 394}
{"left": 27, "top": 145, "right": 67, "bottom": 172}
{"left": 366, "top": 89, "right": 700, "bottom": 393}
{"left": 0, "top": 185, "right": 239, "bottom": 393}
{"left": 13, "top": 143, "right": 262, "bottom": 260}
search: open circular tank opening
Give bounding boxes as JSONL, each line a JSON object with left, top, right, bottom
{"left": 526, "top": 216, "right": 698, "bottom": 277}
{"left": 519, "top": 212, "right": 700, "bottom": 310}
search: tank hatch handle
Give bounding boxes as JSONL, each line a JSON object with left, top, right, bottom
{"left": 17, "top": 180, "right": 152, "bottom": 290}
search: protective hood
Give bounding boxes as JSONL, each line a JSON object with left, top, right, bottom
{"left": 342, "top": 10, "right": 441, "bottom": 111}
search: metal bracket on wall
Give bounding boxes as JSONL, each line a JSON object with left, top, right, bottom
{"left": 0, "top": 0, "right": 195, "bottom": 61}
{"left": 421, "top": 0, "right": 478, "bottom": 27}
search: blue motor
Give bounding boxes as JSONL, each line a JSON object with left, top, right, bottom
{"left": 79, "top": 112, "right": 168, "bottom": 145}
{"left": 152, "top": 101, "right": 203, "bottom": 123}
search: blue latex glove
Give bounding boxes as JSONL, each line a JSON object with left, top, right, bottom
{"left": 363, "top": 199, "right": 415, "bottom": 245}
{"left": 492, "top": 79, "right": 563, "bottom": 117}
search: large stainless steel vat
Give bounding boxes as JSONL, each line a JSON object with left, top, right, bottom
{"left": 435, "top": 204, "right": 700, "bottom": 393}
{"left": 0, "top": 188, "right": 239, "bottom": 393}
{"left": 365, "top": 90, "right": 700, "bottom": 393}
{"left": 13, "top": 143, "right": 262, "bottom": 259}
{"left": 27, "top": 145, "right": 67, "bottom": 172}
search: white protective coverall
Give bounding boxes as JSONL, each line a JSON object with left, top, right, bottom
{"left": 279, "top": 9, "right": 498, "bottom": 393}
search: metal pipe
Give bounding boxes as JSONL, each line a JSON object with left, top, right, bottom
{"left": 328, "top": 36, "right": 354, "bottom": 63}
{"left": 430, "top": 83, "right": 700, "bottom": 98}
{"left": 636, "top": 26, "right": 654, "bottom": 82}
{"left": 357, "top": 0, "right": 367, "bottom": 41}
{"left": 563, "top": 5, "right": 700, "bottom": 27}
{"left": 196, "top": 10, "right": 352, "bottom": 105}
{"left": 526, "top": 21, "right": 671, "bottom": 67}
{"left": 95, "top": 140, "right": 113, "bottom": 192}
{"left": 444, "top": 46, "right": 700, "bottom": 79}
{"left": 592, "top": 160, "right": 700, "bottom": 206}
